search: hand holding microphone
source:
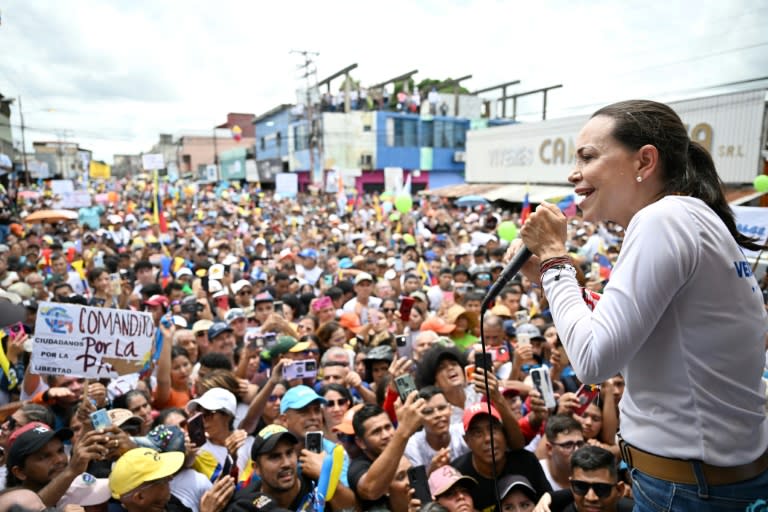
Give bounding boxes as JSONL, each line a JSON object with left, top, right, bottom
{"left": 520, "top": 202, "right": 569, "bottom": 261}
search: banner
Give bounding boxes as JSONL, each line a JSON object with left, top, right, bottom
{"left": 89, "top": 161, "right": 111, "bottom": 179}
{"left": 53, "top": 191, "right": 92, "bottom": 209}
{"left": 31, "top": 302, "right": 155, "bottom": 378}
{"left": 275, "top": 172, "right": 298, "bottom": 198}
{"left": 733, "top": 206, "right": 768, "bottom": 259}
{"left": 142, "top": 153, "right": 165, "bottom": 171}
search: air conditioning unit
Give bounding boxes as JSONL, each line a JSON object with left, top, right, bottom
{"left": 359, "top": 153, "right": 373, "bottom": 170}
{"left": 453, "top": 151, "right": 466, "bottom": 163}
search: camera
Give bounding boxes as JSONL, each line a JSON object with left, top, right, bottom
{"left": 283, "top": 359, "right": 318, "bottom": 380}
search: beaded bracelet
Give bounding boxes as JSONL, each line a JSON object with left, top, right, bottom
{"left": 540, "top": 255, "right": 576, "bottom": 282}
{"left": 539, "top": 255, "right": 574, "bottom": 274}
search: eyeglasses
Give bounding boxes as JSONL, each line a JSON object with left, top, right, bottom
{"left": 325, "top": 398, "right": 349, "bottom": 408}
{"left": 421, "top": 403, "right": 450, "bottom": 416}
{"left": 552, "top": 440, "right": 586, "bottom": 451}
{"left": 268, "top": 394, "right": 284, "bottom": 402}
{"left": 570, "top": 480, "right": 615, "bottom": 498}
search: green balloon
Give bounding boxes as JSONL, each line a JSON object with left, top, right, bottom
{"left": 394, "top": 195, "right": 413, "bottom": 214}
{"left": 498, "top": 221, "right": 518, "bottom": 241}
{"left": 389, "top": 212, "right": 401, "bottom": 222}
{"left": 403, "top": 233, "right": 416, "bottom": 246}
{"left": 754, "top": 175, "right": 768, "bottom": 193}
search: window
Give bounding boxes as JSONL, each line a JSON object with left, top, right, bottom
{"left": 421, "top": 120, "right": 433, "bottom": 147}
{"left": 260, "top": 137, "right": 266, "bottom": 151}
{"left": 434, "top": 121, "right": 447, "bottom": 148}
{"left": 293, "top": 125, "right": 308, "bottom": 151}
{"left": 388, "top": 117, "right": 418, "bottom": 147}
{"left": 453, "top": 122, "right": 466, "bottom": 149}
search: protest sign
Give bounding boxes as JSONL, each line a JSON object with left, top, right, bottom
{"left": 31, "top": 302, "right": 155, "bottom": 379}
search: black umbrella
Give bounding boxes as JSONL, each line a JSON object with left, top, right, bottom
{"left": 0, "top": 302, "right": 26, "bottom": 328}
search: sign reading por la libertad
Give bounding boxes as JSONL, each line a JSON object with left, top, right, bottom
{"left": 32, "top": 302, "right": 155, "bottom": 378}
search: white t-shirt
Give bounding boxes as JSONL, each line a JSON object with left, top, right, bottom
{"left": 544, "top": 196, "right": 768, "bottom": 466}
{"left": 404, "top": 423, "right": 469, "bottom": 468}
{"left": 171, "top": 468, "right": 213, "bottom": 512}
{"left": 538, "top": 458, "right": 565, "bottom": 491}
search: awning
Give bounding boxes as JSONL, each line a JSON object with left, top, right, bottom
{"left": 421, "top": 182, "right": 574, "bottom": 203}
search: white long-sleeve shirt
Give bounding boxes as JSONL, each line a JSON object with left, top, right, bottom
{"left": 544, "top": 196, "right": 767, "bottom": 466}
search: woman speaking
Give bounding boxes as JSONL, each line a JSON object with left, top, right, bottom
{"left": 516, "top": 99, "right": 768, "bottom": 511}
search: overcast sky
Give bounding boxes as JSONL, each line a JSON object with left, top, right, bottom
{"left": 1, "top": 0, "right": 767, "bottom": 163}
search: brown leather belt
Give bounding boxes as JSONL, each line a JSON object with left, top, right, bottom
{"left": 618, "top": 437, "right": 768, "bottom": 486}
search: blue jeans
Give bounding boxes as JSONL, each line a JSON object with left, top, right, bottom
{"left": 631, "top": 467, "right": 768, "bottom": 511}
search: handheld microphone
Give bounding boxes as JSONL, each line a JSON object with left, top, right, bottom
{"left": 477, "top": 244, "right": 532, "bottom": 512}
{"left": 481, "top": 246, "right": 532, "bottom": 309}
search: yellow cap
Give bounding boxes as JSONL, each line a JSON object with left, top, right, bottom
{"left": 109, "top": 448, "right": 184, "bottom": 499}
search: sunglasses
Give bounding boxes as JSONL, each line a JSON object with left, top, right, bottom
{"left": 201, "top": 409, "right": 221, "bottom": 418}
{"left": 570, "top": 480, "right": 615, "bottom": 498}
{"left": 268, "top": 394, "right": 284, "bottom": 402}
{"left": 325, "top": 398, "right": 349, "bottom": 408}
{"left": 381, "top": 308, "right": 396, "bottom": 313}
{"left": 237, "top": 291, "right": 252, "bottom": 296}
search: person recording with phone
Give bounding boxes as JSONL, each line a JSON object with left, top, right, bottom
{"left": 516, "top": 100, "right": 768, "bottom": 510}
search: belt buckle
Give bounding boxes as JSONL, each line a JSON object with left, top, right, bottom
{"left": 617, "top": 435, "right": 633, "bottom": 468}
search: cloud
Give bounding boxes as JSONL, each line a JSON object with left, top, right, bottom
{"left": 0, "top": 0, "right": 766, "bottom": 162}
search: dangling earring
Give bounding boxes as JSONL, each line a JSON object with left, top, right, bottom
{"left": 636, "top": 176, "right": 643, "bottom": 183}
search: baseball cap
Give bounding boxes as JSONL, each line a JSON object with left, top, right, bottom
{"left": 338, "top": 257, "right": 354, "bottom": 269}
{"left": 354, "top": 272, "right": 374, "bottom": 285}
{"left": 144, "top": 295, "right": 169, "bottom": 308}
{"left": 299, "top": 248, "right": 318, "bottom": 260}
{"left": 228, "top": 493, "right": 294, "bottom": 512}
{"left": 338, "top": 312, "right": 362, "bottom": 333}
{"left": 175, "top": 267, "right": 193, "bottom": 279}
{"left": 209, "top": 264, "right": 225, "bottom": 280}
{"left": 280, "top": 385, "right": 327, "bottom": 414}
{"left": 420, "top": 317, "right": 455, "bottom": 334}
{"left": 253, "top": 292, "right": 274, "bottom": 304}
{"left": 188, "top": 388, "right": 237, "bottom": 417}
{"left": 497, "top": 474, "right": 537, "bottom": 501}
{"left": 231, "top": 280, "right": 252, "bottom": 295}
{"left": 109, "top": 448, "right": 185, "bottom": 499}
{"left": 263, "top": 335, "right": 297, "bottom": 361}
{"left": 58, "top": 473, "right": 112, "bottom": 508}
{"left": 311, "top": 295, "right": 333, "bottom": 312}
{"left": 365, "top": 345, "right": 394, "bottom": 363}
{"left": 192, "top": 319, "right": 213, "bottom": 335}
{"left": 462, "top": 403, "right": 502, "bottom": 432}
{"left": 7, "top": 422, "right": 74, "bottom": 470}
{"left": 250, "top": 425, "right": 299, "bottom": 458}
{"left": 516, "top": 323, "right": 545, "bottom": 341}
{"left": 428, "top": 465, "right": 477, "bottom": 498}
{"left": 225, "top": 308, "right": 245, "bottom": 323}
{"left": 107, "top": 409, "right": 144, "bottom": 430}
{"left": 289, "top": 341, "right": 312, "bottom": 353}
{"left": 333, "top": 403, "right": 364, "bottom": 435}
{"left": 132, "top": 425, "right": 187, "bottom": 454}
{"left": 207, "top": 321, "right": 233, "bottom": 340}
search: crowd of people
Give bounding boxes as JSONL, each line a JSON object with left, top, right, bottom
{"left": 0, "top": 99, "right": 766, "bottom": 512}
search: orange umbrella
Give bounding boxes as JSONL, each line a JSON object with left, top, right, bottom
{"left": 23, "top": 209, "right": 78, "bottom": 224}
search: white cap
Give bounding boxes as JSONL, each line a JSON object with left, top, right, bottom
{"left": 355, "top": 272, "right": 374, "bottom": 284}
{"left": 231, "top": 279, "right": 252, "bottom": 295}
{"left": 188, "top": 388, "right": 237, "bottom": 417}
{"left": 254, "top": 237, "right": 266, "bottom": 245}
{"left": 176, "top": 267, "right": 193, "bottom": 278}
{"left": 208, "top": 279, "right": 223, "bottom": 293}
{"left": 209, "top": 264, "right": 225, "bottom": 280}
{"left": 222, "top": 254, "right": 239, "bottom": 266}
{"left": 58, "top": 473, "right": 112, "bottom": 507}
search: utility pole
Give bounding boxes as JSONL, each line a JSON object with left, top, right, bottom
{"left": 18, "top": 96, "right": 29, "bottom": 186}
{"left": 291, "top": 49, "right": 321, "bottom": 189}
